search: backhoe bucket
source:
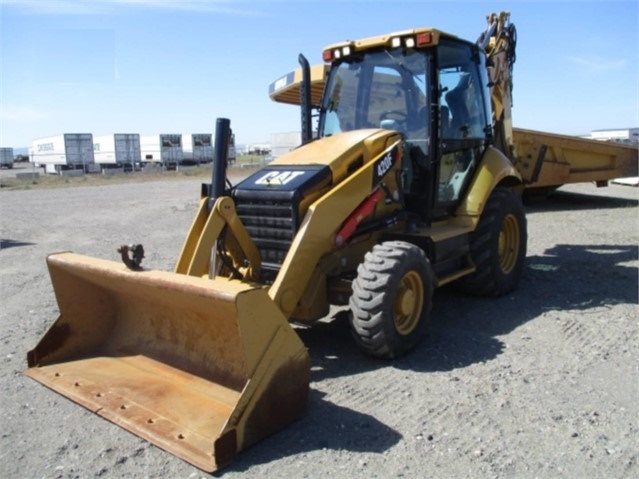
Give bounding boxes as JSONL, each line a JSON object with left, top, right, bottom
{"left": 26, "top": 252, "right": 309, "bottom": 472}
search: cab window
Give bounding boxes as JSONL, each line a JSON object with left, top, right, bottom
{"left": 436, "top": 41, "right": 489, "bottom": 207}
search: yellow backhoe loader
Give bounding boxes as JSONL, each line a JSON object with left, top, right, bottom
{"left": 28, "top": 12, "right": 546, "bottom": 472}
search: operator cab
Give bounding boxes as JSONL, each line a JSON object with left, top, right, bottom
{"left": 318, "top": 32, "right": 492, "bottom": 221}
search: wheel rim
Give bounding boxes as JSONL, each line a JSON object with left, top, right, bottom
{"left": 499, "top": 213, "right": 520, "bottom": 274}
{"left": 394, "top": 271, "right": 424, "bottom": 335}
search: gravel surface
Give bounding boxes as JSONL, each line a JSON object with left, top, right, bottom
{"left": 1, "top": 177, "right": 637, "bottom": 479}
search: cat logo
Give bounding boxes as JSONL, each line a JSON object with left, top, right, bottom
{"left": 255, "top": 170, "right": 306, "bottom": 186}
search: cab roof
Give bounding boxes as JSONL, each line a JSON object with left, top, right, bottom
{"left": 322, "top": 27, "right": 460, "bottom": 58}
{"left": 268, "top": 64, "right": 327, "bottom": 107}
{"left": 268, "top": 27, "right": 466, "bottom": 106}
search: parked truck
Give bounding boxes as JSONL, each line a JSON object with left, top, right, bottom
{"left": 31, "top": 134, "right": 95, "bottom": 174}
{"left": 93, "top": 134, "right": 141, "bottom": 172}
{"left": 0, "top": 147, "right": 14, "bottom": 169}
{"left": 140, "top": 134, "right": 183, "bottom": 169}
{"left": 182, "top": 133, "right": 213, "bottom": 164}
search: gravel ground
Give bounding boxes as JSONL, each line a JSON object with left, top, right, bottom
{"left": 0, "top": 177, "right": 637, "bottom": 479}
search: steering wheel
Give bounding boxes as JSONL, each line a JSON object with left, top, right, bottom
{"left": 380, "top": 110, "right": 408, "bottom": 128}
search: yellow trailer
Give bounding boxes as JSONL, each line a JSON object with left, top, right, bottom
{"left": 512, "top": 128, "right": 637, "bottom": 189}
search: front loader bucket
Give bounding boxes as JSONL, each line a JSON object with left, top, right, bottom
{"left": 26, "top": 252, "right": 309, "bottom": 472}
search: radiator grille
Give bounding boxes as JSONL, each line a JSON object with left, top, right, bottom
{"left": 234, "top": 199, "right": 297, "bottom": 282}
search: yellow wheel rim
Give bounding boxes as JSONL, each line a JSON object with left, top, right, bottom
{"left": 499, "top": 213, "right": 520, "bottom": 274}
{"left": 394, "top": 271, "right": 424, "bottom": 335}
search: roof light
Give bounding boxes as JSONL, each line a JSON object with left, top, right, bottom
{"left": 334, "top": 49, "right": 341, "bottom": 59}
{"left": 416, "top": 32, "right": 432, "bottom": 46}
{"left": 391, "top": 37, "right": 401, "bottom": 48}
{"left": 405, "top": 37, "right": 415, "bottom": 48}
{"left": 323, "top": 50, "right": 332, "bottom": 62}
{"left": 342, "top": 46, "right": 351, "bottom": 56}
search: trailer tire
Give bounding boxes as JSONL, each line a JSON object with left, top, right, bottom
{"left": 456, "top": 186, "right": 527, "bottom": 296}
{"left": 349, "top": 241, "right": 433, "bottom": 359}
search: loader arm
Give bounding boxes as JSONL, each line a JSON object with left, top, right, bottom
{"left": 176, "top": 195, "right": 262, "bottom": 281}
{"left": 268, "top": 139, "right": 403, "bottom": 318}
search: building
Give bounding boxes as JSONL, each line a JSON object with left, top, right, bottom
{"left": 589, "top": 128, "right": 639, "bottom": 145}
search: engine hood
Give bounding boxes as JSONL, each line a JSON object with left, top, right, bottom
{"left": 269, "top": 129, "right": 401, "bottom": 185}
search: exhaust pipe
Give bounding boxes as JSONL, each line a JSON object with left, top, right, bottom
{"left": 298, "top": 54, "right": 312, "bottom": 145}
{"left": 208, "top": 117, "right": 231, "bottom": 211}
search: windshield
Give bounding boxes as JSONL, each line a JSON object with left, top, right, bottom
{"left": 319, "top": 48, "right": 431, "bottom": 153}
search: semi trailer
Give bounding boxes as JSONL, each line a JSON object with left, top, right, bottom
{"left": 31, "top": 134, "right": 95, "bottom": 174}
{"left": 93, "top": 134, "right": 141, "bottom": 171}
{"left": 140, "top": 134, "right": 183, "bottom": 169}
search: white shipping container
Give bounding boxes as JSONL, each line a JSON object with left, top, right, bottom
{"left": 93, "top": 134, "right": 141, "bottom": 169}
{"left": 0, "top": 147, "right": 14, "bottom": 168}
{"left": 182, "top": 133, "right": 213, "bottom": 164}
{"left": 140, "top": 134, "right": 183, "bottom": 167}
{"left": 32, "top": 134, "right": 95, "bottom": 173}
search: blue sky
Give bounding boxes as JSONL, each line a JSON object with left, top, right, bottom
{"left": 1, "top": 0, "right": 637, "bottom": 148}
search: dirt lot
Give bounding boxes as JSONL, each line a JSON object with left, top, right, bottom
{"left": 1, "top": 176, "right": 637, "bottom": 478}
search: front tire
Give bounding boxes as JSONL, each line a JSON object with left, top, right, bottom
{"left": 349, "top": 241, "right": 433, "bottom": 359}
{"left": 456, "top": 186, "right": 527, "bottom": 296}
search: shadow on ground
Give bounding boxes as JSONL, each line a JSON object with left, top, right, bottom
{"left": 0, "top": 238, "right": 35, "bottom": 250}
{"left": 525, "top": 189, "right": 638, "bottom": 212}
{"left": 227, "top": 242, "right": 636, "bottom": 473}
{"left": 298, "top": 243, "right": 638, "bottom": 379}
{"left": 222, "top": 387, "right": 402, "bottom": 474}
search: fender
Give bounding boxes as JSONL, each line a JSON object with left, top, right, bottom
{"left": 457, "top": 146, "right": 522, "bottom": 217}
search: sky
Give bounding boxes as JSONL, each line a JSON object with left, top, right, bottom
{"left": 1, "top": 0, "right": 638, "bottom": 149}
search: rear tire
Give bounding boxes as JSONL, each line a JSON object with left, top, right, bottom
{"left": 349, "top": 241, "right": 433, "bottom": 359}
{"left": 456, "top": 186, "right": 527, "bottom": 296}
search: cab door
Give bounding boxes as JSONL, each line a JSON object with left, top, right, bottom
{"left": 433, "top": 40, "right": 492, "bottom": 217}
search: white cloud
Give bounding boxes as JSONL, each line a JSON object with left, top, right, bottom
{"left": 568, "top": 55, "right": 628, "bottom": 72}
{"left": 1, "top": 0, "right": 110, "bottom": 15}
{"left": 1, "top": 105, "right": 50, "bottom": 122}
{"left": 113, "top": 0, "right": 257, "bottom": 14}
{"left": 3, "top": 0, "right": 263, "bottom": 16}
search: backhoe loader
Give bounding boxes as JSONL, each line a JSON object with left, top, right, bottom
{"left": 27, "top": 12, "right": 530, "bottom": 472}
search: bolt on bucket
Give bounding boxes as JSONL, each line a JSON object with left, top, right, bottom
{"left": 26, "top": 252, "right": 309, "bottom": 472}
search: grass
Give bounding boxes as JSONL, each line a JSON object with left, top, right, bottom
{"left": 0, "top": 155, "right": 267, "bottom": 191}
